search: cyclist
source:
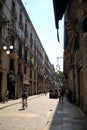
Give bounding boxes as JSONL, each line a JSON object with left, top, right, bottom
{"left": 21, "top": 90, "right": 28, "bottom": 109}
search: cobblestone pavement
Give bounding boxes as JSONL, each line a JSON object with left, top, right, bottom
{"left": 46, "top": 98, "right": 87, "bottom": 130}
{"left": 0, "top": 94, "right": 58, "bottom": 130}
{"left": 0, "top": 94, "right": 87, "bottom": 130}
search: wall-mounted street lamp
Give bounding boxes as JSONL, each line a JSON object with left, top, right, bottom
{"left": 3, "top": 43, "right": 13, "bottom": 54}
{"left": 0, "top": 20, "right": 13, "bottom": 54}
{"left": 3, "top": 36, "right": 13, "bottom": 54}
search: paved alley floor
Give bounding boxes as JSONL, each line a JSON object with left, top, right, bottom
{"left": 0, "top": 94, "right": 87, "bottom": 130}
{"left": 46, "top": 97, "right": 87, "bottom": 130}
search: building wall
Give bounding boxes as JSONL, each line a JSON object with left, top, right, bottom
{"left": 64, "top": 0, "right": 87, "bottom": 113}
{"left": 0, "top": 0, "right": 55, "bottom": 101}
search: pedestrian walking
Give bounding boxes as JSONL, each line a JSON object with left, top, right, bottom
{"left": 58, "top": 89, "right": 61, "bottom": 103}
{"left": 4, "top": 89, "right": 9, "bottom": 102}
{"left": 67, "top": 88, "right": 73, "bottom": 103}
{"left": 21, "top": 90, "right": 28, "bottom": 109}
{"left": 60, "top": 88, "right": 64, "bottom": 103}
{"left": 25, "top": 90, "right": 28, "bottom": 105}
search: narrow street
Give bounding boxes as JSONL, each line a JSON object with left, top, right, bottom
{"left": 0, "top": 94, "right": 58, "bottom": 130}
{"left": 0, "top": 94, "right": 87, "bottom": 130}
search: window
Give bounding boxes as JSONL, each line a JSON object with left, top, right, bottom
{"left": 30, "top": 32, "right": 33, "bottom": 43}
{"left": 34, "top": 39, "right": 36, "bottom": 49}
{"left": 30, "top": 70, "right": 32, "bottom": 78}
{"left": 18, "top": 63, "right": 22, "bottom": 73}
{"left": 9, "top": 59, "right": 14, "bottom": 71}
{"left": 25, "top": 50, "right": 27, "bottom": 62}
{"left": 24, "top": 66, "right": 26, "bottom": 74}
{"left": 0, "top": 27, "right": 2, "bottom": 35}
{"left": 12, "top": 0, "right": 16, "bottom": 12}
{"left": 19, "top": 10, "right": 22, "bottom": 23}
{"left": 11, "top": 19, "right": 14, "bottom": 28}
{"left": 19, "top": 10, "right": 23, "bottom": 30}
{"left": 19, "top": 44, "right": 22, "bottom": 58}
{"left": 83, "top": 18, "right": 87, "bottom": 32}
{"left": 0, "top": 2, "right": 3, "bottom": 10}
{"left": 34, "top": 72, "right": 36, "bottom": 80}
{"left": 25, "top": 23, "right": 28, "bottom": 38}
{"left": 25, "top": 23, "right": 27, "bottom": 32}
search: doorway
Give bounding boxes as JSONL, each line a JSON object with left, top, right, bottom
{"left": 7, "top": 73, "right": 15, "bottom": 99}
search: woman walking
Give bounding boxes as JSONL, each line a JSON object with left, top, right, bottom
{"left": 4, "top": 89, "right": 9, "bottom": 102}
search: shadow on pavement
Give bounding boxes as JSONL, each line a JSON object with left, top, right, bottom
{"left": 18, "top": 108, "right": 25, "bottom": 111}
{"left": 49, "top": 97, "right": 87, "bottom": 130}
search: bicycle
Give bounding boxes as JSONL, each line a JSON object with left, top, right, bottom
{"left": 22, "top": 99, "right": 28, "bottom": 109}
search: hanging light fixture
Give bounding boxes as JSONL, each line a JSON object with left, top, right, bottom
{"left": 2, "top": 21, "right": 14, "bottom": 54}
{"left": 3, "top": 45, "right": 7, "bottom": 50}
{"left": 9, "top": 44, "right": 13, "bottom": 49}
{"left": 6, "top": 49, "right": 10, "bottom": 54}
{"left": 3, "top": 36, "right": 14, "bottom": 54}
{"left": 3, "top": 44, "right": 13, "bottom": 54}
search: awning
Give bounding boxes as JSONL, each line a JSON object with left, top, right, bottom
{"left": 53, "top": 0, "right": 70, "bottom": 29}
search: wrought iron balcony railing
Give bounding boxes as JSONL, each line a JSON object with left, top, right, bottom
{"left": 0, "top": 10, "right": 8, "bottom": 27}
{"left": 11, "top": 10, "right": 17, "bottom": 20}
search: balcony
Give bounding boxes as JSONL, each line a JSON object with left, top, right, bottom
{"left": 18, "top": 68, "right": 23, "bottom": 79}
{"left": 18, "top": 53, "right": 25, "bottom": 64}
{"left": 10, "top": 48, "right": 19, "bottom": 59}
{"left": 2, "top": 0, "right": 6, "bottom": 3}
{"left": 0, "top": 35, "right": 5, "bottom": 47}
{"left": 24, "top": 39, "right": 29, "bottom": 48}
{"left": 17, "top": 30, "right": 24, "bottom": 43}
{"left": 0, "top": 10, "right": 8, "bottom": 27}
{"left": 0, "top": 0, "right": 6, "bottom": 9}
{"left": 8, "top": 25, "right": 18, "bottom": 37}
{"left": 29, "top": 57, "right": 35, "bottom": 68}
{"left": 11, "top": 10, "right": 17, "bottom": 20}
{"left": 10, "top": 53, "right": 19, "bottom": 59}
{"left": 19, "top": 21, "right": 24, "bottom": 30}
{"left": 25, "top": 31, "right": 28, "bottom": 38}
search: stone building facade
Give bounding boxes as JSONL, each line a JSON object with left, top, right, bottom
{"left": 0, "top": 0, "right": 55, "bottom": 101}
{"left": 53, "top": 0, "right": 87, "bottom": 114}
{"left": 64, "top": 0, "right": 87, "bottom": 114}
